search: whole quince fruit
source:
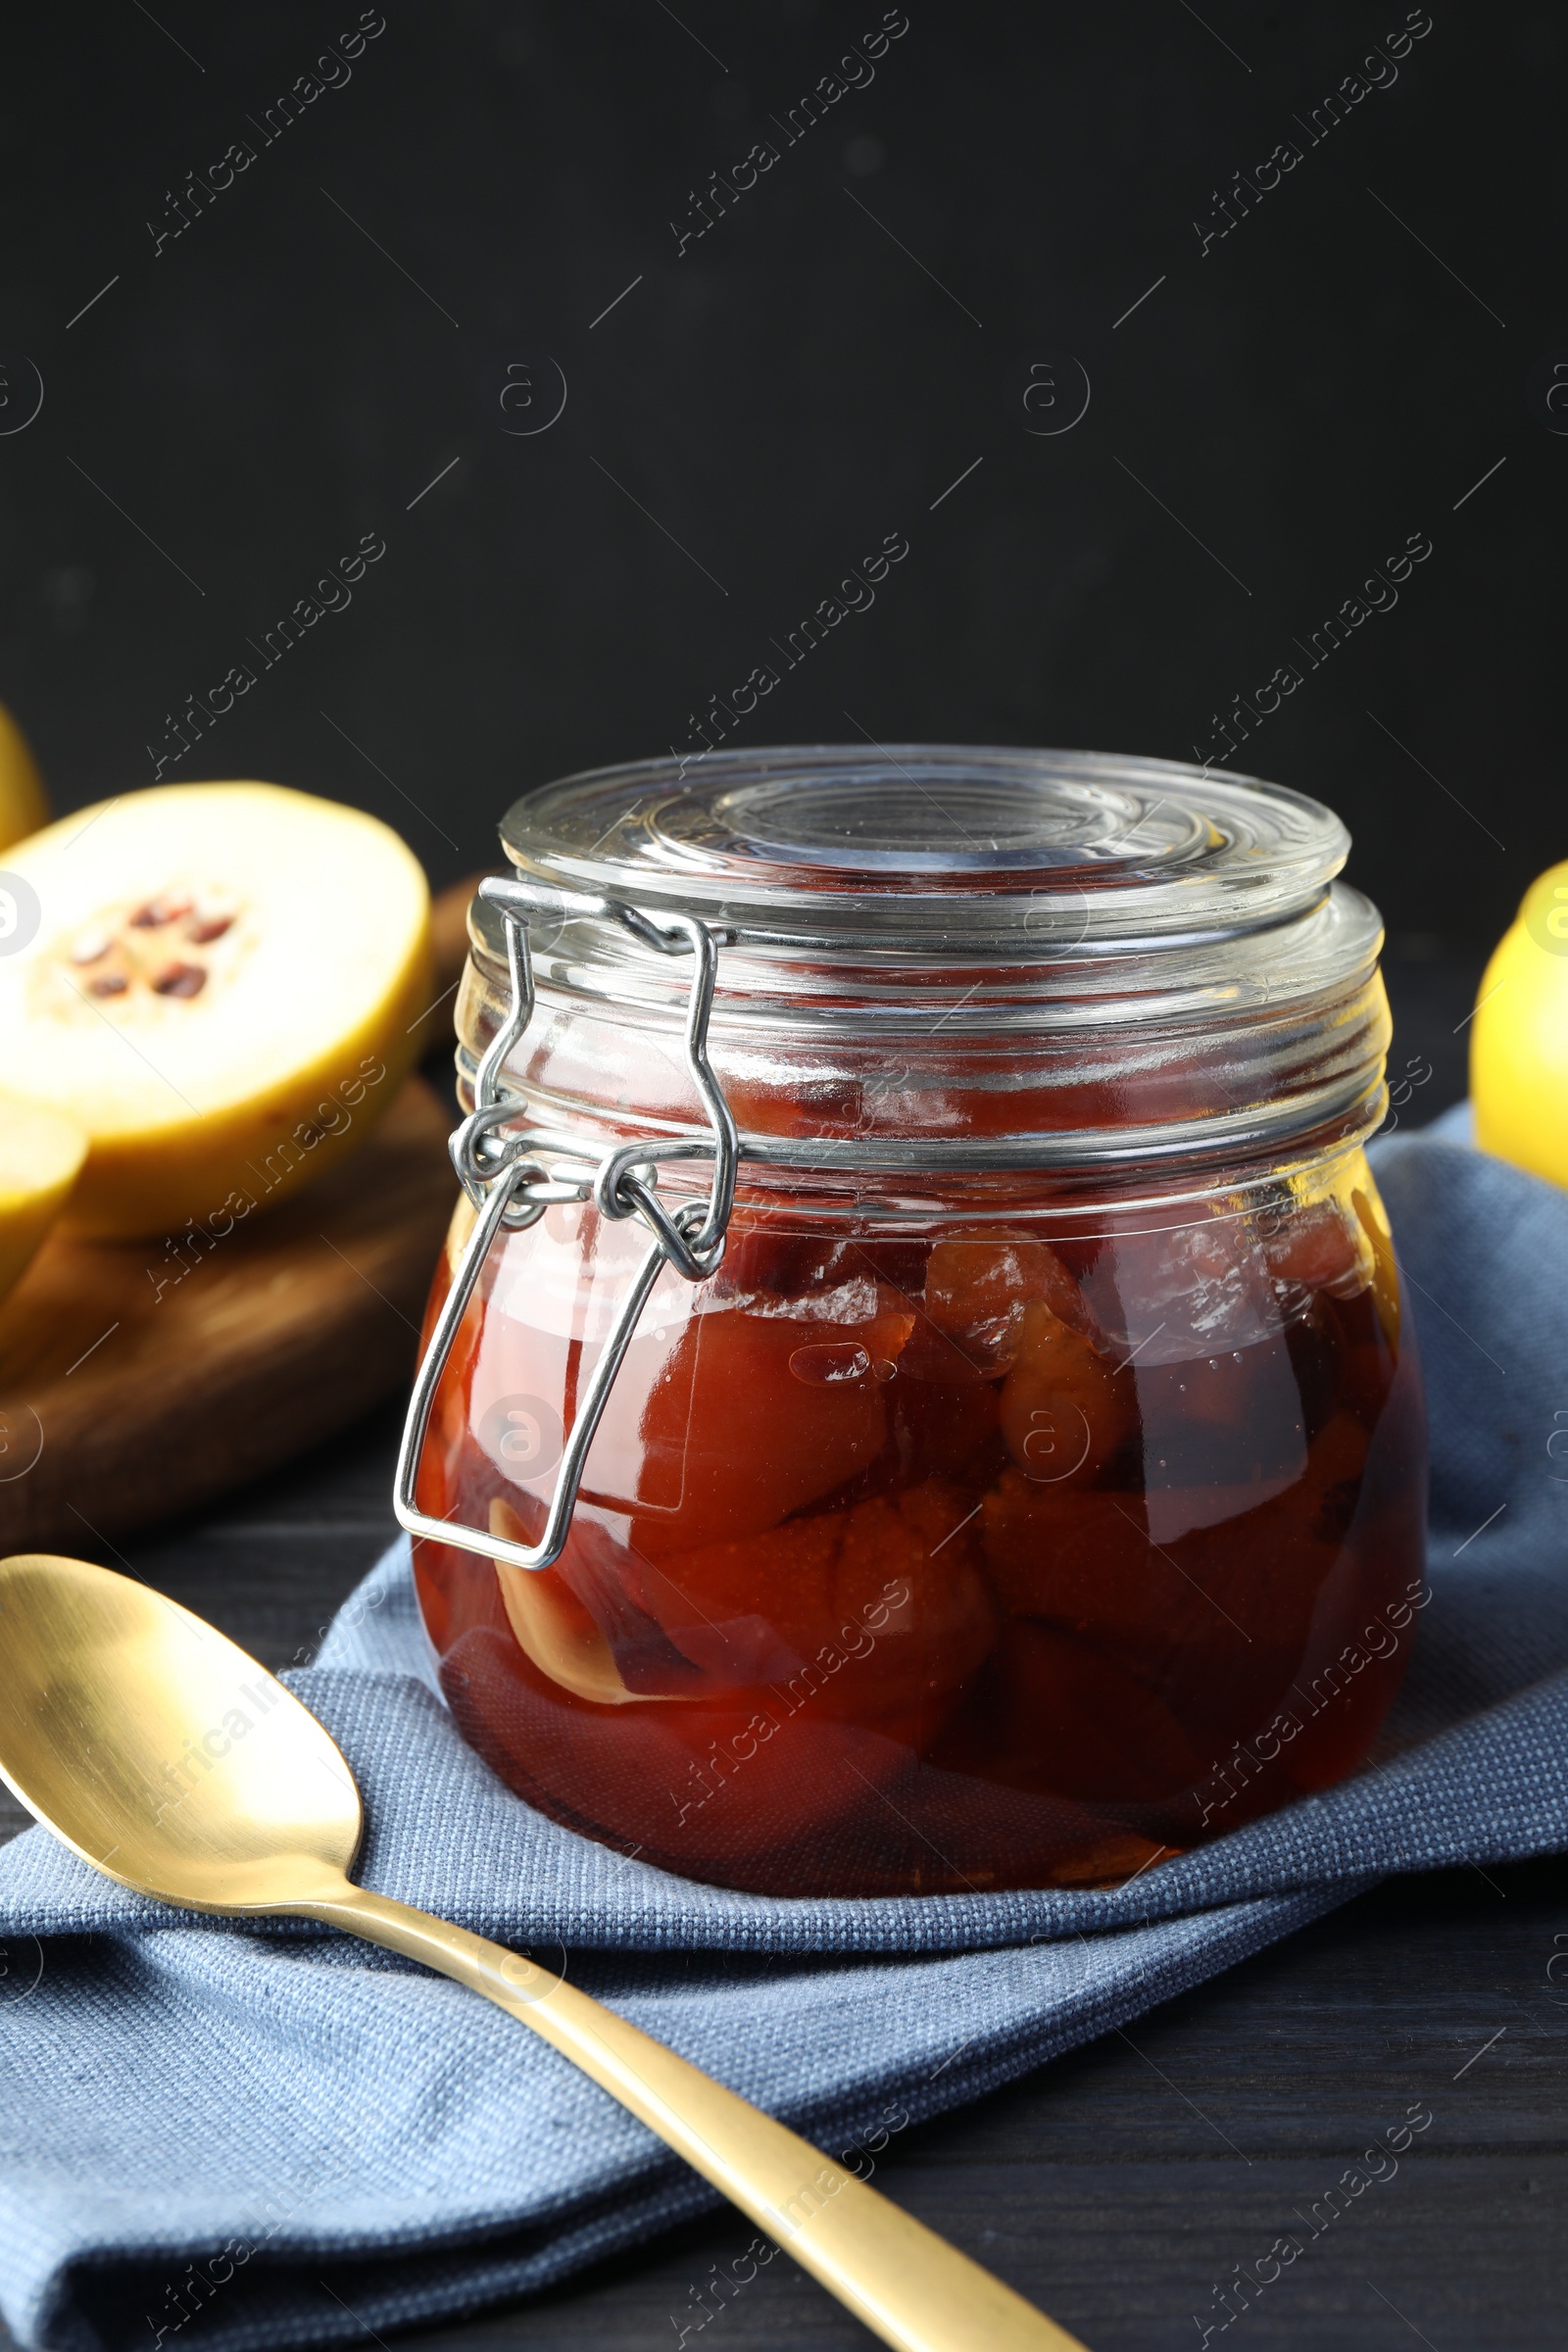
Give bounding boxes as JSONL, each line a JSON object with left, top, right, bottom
{"left": 0, "top": 702, "right": 47, "bottom": 852}
{"left": 1471, "top": 859, "right": 1568, "bottom": 1188}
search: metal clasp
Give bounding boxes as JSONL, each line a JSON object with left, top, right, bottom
{"left": 393, "top": 876, "right": 739, "bottom": 1575}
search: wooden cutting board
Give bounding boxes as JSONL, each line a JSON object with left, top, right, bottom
{"left": 0, "top": 1075, "right": 458, "bottom": 1553}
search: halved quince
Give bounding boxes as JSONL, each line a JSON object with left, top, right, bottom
{"left": 0, "top": 701, "right": 48, "bottom": 852}
{"left": 0, "top": 1095, "right": 86, "bottom": 1304}
{"left": 0, "top": 782, "right": 431, "bottom": 1237}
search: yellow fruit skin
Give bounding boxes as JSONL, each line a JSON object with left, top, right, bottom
{"left": 1472, "top": 882, "right": 1568, "bottom": 1190}
{"left": 0, "top": 1101, "right": 86, "bottom": 1306}
{"left": 0, "top": 704, "right": 48, "bottom": 853}
{"left": 60, "top": 926, "right": 434, "bottom": 1239}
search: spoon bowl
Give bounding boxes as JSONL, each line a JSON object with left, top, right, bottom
{"left": 0, "top": 1551, "right": 362, "bottom": 1912}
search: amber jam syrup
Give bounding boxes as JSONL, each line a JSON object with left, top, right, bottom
{"left": 413, "top": 1146, "right": 1423, "bottom": 1894}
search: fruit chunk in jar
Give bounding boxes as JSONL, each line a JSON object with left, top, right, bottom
{"left": 413, "top": 1169, "right": 1426, "bottom": 1896}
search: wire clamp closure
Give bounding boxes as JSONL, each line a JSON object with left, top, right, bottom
{"left": 393, "top": 876, "right": 739, "bottom": 1575}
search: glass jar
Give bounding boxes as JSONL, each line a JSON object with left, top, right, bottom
{"left": 398, "top": 747, "right": 1427, "bottom": 1897}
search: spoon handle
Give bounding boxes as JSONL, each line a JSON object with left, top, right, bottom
{"left": 300, "top": 1880, "right": 1088, "bottom": 2352}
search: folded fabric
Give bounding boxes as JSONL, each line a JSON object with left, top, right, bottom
{"left": 1, "top": 1111, "right": 1565, "bottom": 2352}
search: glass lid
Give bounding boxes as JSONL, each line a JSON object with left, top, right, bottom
{"left": 495, "top": 744, "right": 1351, "bottom": 952}
{"left": 465, "top": 744, "right": 1388, "bottom": 1164}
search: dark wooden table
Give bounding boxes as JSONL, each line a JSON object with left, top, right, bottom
{"left": 10, "top": 955, "right": 1565, "bottom": 2351}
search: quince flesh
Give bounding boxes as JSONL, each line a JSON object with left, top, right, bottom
{"left": 0, "top": 782, "right": 431, "bottom": 1238}
{"left": 0, "top": 1095, "right": 86, "bottom": 1305}
{"left": 1472, "top": 859, "right": 1568, "bottom": 1190}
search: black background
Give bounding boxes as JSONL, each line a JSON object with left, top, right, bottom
{"left": 0, "top": 0, "right": 1560, "bottom": 965}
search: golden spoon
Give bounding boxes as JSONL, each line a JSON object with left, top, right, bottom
{"left": 0, "top": 1552, "right": 1087, "bottom": 2352}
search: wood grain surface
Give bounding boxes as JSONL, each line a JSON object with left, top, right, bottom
{"left": 0, "top": 1076, "right": 456, "bottom": 1553}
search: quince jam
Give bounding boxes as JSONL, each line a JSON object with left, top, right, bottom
{"left": 410, "top": 744, "right": 1428, "bottom": 1894}
{"left": 412, "top": 1152, "right": 1425, "bottom": 1895}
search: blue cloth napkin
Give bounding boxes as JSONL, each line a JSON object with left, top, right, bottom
{"left": 3, "top": 1108, "right": 1567, "bottom": 2352}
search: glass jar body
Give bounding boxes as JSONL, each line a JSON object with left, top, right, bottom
{"left": 412, "top": 1134, "right": 1426, "bottom": 1896}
